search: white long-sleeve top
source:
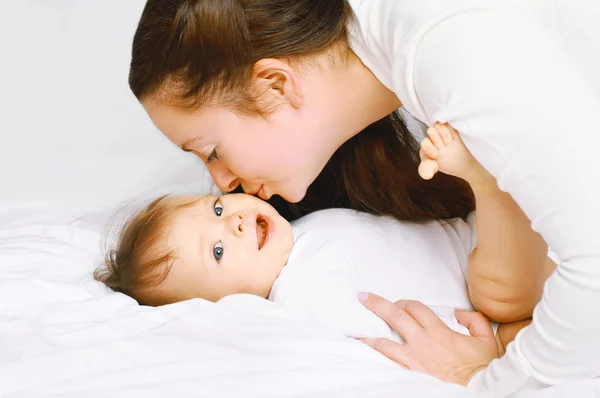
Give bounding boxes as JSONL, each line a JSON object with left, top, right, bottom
{"left": 346, "top": 0, "right": 600, "bottom": 396}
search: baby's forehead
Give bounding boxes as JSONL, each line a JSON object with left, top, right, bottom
{"left": 162, "top": 201, "right": 202, "bottom": 235}
{"left": 155, "top": 196, "right": 201, "bottom": 222}
{"left": 164, "top": 197, "right": 206, "bottom": 228}
{"left": 160, "top": 196, "right": 207, "bottom": 259}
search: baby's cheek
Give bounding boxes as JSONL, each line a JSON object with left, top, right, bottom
{"left": 240, "top": 253, "right": 264, "bottom": 271}
{"left": 238, "top": 254, "right": 269, "bottom": 281}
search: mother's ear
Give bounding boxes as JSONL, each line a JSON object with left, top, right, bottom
{"left": 252, "top": 59, "right": 303, "bottom": 110}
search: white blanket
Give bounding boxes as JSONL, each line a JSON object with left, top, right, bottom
{"left": 0, "top": 205, "right": 474, "bottom": 398}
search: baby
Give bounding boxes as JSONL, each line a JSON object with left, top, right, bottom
{"left": 96, "top": 124, "right": 554, "bottom": 349}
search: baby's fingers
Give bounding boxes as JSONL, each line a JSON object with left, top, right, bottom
{"left": 418, "top": 157, "right": 439, "bottom": 180}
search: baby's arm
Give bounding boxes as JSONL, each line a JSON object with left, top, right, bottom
{"left": 496, "top": 318, "right": 532, "bottom": 355}
{"left": 419, "top": 123, "right": 555, "bottom": 323}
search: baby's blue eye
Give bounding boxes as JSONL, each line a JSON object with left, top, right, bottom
{"left": 214, "top": 199, "right": 223, "bottom": 216}
{"left": 213, "top": 241, "right": 224, "bottom": 262}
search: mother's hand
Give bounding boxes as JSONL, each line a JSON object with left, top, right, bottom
{"left": 358, "top": 292, "right": 499, "bottom": 386}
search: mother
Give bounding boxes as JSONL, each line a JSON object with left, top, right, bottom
{"left": 128, "top": 0, "right": 600, "bottom": 395}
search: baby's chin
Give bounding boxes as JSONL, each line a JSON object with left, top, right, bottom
{"left": 239, "top": 280, "right": 277, "bottom": 300}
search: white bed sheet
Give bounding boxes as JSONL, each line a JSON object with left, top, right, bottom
{"left": 0, "top": 205, "right": 476, "bottom": 398}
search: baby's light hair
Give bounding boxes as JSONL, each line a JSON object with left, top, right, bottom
{"left": 94, "top": 195, "right": 201, "bottom": 306}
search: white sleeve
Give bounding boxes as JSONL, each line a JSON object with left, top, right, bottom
{"left": 409, "top": 10, "right": 600, "bottom": 397}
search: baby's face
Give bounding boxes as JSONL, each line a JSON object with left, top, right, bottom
{"left": 153, "top": 194, "right": 294, "bottom": 302}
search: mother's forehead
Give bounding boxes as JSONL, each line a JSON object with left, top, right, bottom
{"left": 142, "top": 99, "right": 209, "bottom": 144}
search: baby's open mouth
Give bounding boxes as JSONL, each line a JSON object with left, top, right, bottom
{"left": 256, "top": 216, "right": 268, "bottom": 250}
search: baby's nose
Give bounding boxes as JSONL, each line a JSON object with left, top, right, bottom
{"left": 228, "top": 212, "right": 245, "bottom": 235}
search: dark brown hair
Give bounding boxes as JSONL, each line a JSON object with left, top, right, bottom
{"left": 129, "top": 0, "right": 353, "bottom": 112}
{"left": 94, "top": 195, "right": 200, "bottom": 306}
{"left": 129, "top": 0, "right": 475, "bottom": 223}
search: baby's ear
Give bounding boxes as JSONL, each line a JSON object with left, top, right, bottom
{"left": 252, "top": 59, "right": 303, "bottom": 110}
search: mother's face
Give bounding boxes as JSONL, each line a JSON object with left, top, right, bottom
{"left": 143, "top": 100, "right": 334, "bottom": 203}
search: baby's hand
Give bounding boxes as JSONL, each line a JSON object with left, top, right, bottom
{"left": 418, "top": 123, "right": 488, "bottom": 185}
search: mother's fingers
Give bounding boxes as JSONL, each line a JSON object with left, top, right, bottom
{"left": 395, "top": 300, "right": 449, "bottom": 331}
{"left": 358, "top": 292, "right": 423, "bottom": 342}
{"left": 454, "top": 309, "right": 495, "bottom": 343}
{"left": 359, "top": 338, "right": 410, "bottom": 369}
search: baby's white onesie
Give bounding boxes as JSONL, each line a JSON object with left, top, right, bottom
{"left": 268, "top": 208, "right": 480, "bottom": 341}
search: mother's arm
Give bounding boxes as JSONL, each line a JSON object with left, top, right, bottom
{"left": 411, "top": 8, "right": 600, "bottom": 396}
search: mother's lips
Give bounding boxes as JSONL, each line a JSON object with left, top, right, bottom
{"left": 248, "top": 185, "right": 268, "bottom": 200}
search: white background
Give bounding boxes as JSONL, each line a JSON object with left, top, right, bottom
{"left": 0, "top": 0, "right": 213, "bottom": 210}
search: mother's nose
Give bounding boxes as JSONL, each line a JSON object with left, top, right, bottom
{"left": 207, "top": 163, "right": 241, "bottom": 193}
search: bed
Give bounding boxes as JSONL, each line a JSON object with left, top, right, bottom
{"left": 0, "top": 202, "right": 481, "bottom": 397}
{"left": 1, "top": 1, "right": 597, "bottom": 397}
